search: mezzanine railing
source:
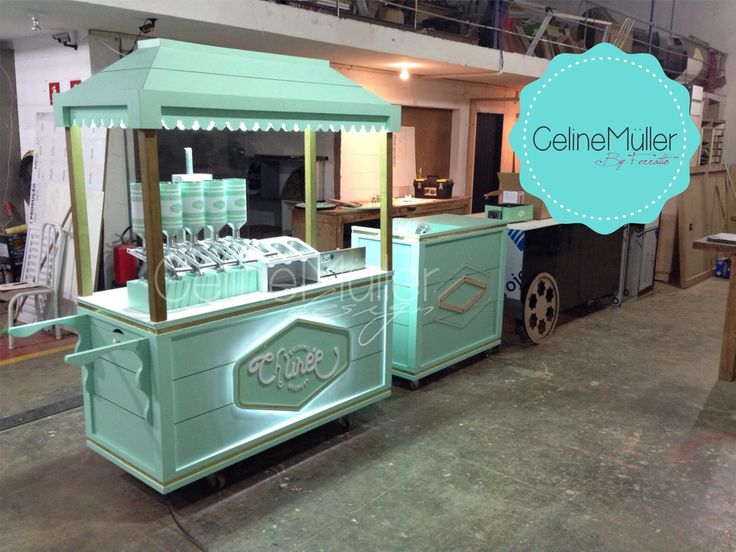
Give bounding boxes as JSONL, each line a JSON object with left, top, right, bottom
{"left": 264, "top": 0, "right": 727, "bottom": 91}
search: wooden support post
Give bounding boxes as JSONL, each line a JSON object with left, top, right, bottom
{"left": 137, "top": 129, "right": 167, "bottom": 322}
{"left": 466, "top": 100, "right": 479, "bottom": 202}
{"left": 721, "top": 253, "right": 736, "bottom": 381}
{"left": 693, "top": 238, "right": 736, "bottom": 382}
{"left": 304, "top": 128, "right": 318, "bottom": 248}
{"left": 380, "top": 132, "right": 393, "bottom": 271}
{"left": 65, "top": 126, "right": 94, "bottom": 296}
{"left": 333, "top": 132, "right": 342, "bottom": 200}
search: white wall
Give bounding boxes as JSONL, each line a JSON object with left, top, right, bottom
{"left": 13, "top": 34, "right": 91, "bottom": 156}
{"left": 334, "top": 66, "right": 520, "bottom": 200}
{"left": 89, "top": 31, "right": 145, "bottom": 288}
{"left": 13, "top": 31, "right": 143, "bottom": 289}
{"left": 340, "top": 131, "right": 382, "bottom": 203}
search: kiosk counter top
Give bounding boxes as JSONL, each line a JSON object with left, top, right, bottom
{"left": 78, "top": 266, "right": 388, "bottom": 331}
{"left": 387, "top": 213, "right": 507, "bottom": 239}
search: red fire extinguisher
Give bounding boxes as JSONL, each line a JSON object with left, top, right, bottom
{"left": 113, "top": 227, "right": 139, "bottom": 286}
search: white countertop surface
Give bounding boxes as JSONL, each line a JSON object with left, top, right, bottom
{"left": 78, "top": 267, "right": 388, "bottom": 330}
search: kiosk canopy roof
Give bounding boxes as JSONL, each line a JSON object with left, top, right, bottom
{"left": 54, "top": 39, "right": 400, "bottom": 132}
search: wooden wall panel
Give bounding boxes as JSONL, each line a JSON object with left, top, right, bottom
{"left": 729, "top": 165, "right": 736, "bottom": 233}
{"left": 401, "top": 106, "right": 452, "bottom": 178}
{"left": 677, "top": 169, "right": 728, "bottom": 288}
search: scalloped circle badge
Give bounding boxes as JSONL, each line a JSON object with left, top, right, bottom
{"left": 509, "top": 43, "right": 700, "bottom": 234}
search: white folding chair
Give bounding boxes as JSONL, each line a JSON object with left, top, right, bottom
{"left": 4, "top": 223, "right": 68, "bottom": 350}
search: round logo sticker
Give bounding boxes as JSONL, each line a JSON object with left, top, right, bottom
{"left": 509, "top": 42, "right": 700, "bottom": 234}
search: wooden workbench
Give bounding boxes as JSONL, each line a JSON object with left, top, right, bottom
{"left": 693, "top": 237, "right": 736, "bottom": 381}
{"left": 291, "top": 197, "right": 471, "bottom": 251}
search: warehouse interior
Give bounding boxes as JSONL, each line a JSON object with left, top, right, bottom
{"left": 0, "top": 1, "right": 734, "bottom": 550}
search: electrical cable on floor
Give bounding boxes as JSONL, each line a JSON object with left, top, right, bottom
{"left": 166, "top": 496, "right": 208, "bottom": 552}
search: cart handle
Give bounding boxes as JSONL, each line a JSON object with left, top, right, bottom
{"left": 8, "top": 314, "right": 87, "bottom": 338}
{"left": 9, "top": 315, "right": 154, "bottom": 424}
{"left": 64, "top": 336, "right": 147, "bottom": 366}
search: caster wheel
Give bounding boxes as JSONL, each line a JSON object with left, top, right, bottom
{"left": 338, "top": 415, "right": 353, "bottom": 430}
{"left": 522, "top": 272, "right": 560, "bottom": 344}
{"left": 206, "top": 471, "right": 226, "bottom": 490}
{"left": 408, "top": 380, "right": 421, "bottom": 391}
{"left": 611, "top": 296, "right": 621, "bottom": 306}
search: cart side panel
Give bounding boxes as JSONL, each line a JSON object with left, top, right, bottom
{"left": 356, "top": 223, "right": 506, "bottom": 380}
{"left": 88, "top": 395, "right": 160, "bottom": 476}
{"left": 420, "top": 232, "right": 502, "bottom": 285}
{"left": 84, "top": 316, "right": 164, "bottom": 482}
{"left": 157, "top": 279, "right": 390, "bottom": 487}
{"left": 418, "top": 301, "right": 500, "bottom": 369}
{"left": 353, "top": 233, "right": 416, "bottom": 286}
{"left": 173, "top": 351, "right": 384, "bottom": 469}
{"left": 418, "top": 268, "right": 500, "bottom": 325}
{"left": 165, "top": 295, "right": 384, "bottom": 380}
{"left": 391, "top": 283, "right": 419, "bottom": 372}
{"left": 168, "top": 321, "right": 384, "bottom": 424}
{"left": 413, "top": 264, "right": 502, "bottom": 373}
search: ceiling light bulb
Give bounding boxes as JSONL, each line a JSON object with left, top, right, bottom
{"left": 399, "top": 66, "right": 410, "bottom": 81}
{"left": 31, "top": 16, "right": 41, "bottom": 32}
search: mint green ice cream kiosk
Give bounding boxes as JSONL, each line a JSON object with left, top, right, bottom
{"left": 352, "top": 214, "right": 507, "bottom": 386}
{"left": 10, "top": 39, "right": 400, "bottom": 493}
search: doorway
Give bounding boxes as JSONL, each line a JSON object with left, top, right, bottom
{"left": 471, "top": 113, "right": 504, "bottom": 213}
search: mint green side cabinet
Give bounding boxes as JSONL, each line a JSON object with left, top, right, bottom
{"left": 352, "top": 214, "right": 507, "bottom": 382}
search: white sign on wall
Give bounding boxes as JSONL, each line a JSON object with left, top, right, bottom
{"left": 339, "top": 126, "right": 416, "bottom": 202}
{"left": 19, "top": 112, "right": 106, "bottom": 323}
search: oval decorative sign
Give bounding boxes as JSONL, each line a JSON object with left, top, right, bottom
{"left": 509, "top": 42, "right": 701, "bottom": 234}
{"left": 234, "top": 319, "right": 350, "bottom": 410}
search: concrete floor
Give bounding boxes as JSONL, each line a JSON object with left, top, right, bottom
{"left": 1, "top": 279, "right": 734, "bottom": 551}
{"left": 0, "top": 301, "right": 80, "bottom": 429}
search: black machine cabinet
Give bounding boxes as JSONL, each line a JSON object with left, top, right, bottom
{"left": 504, "top": 220, "right": 625, "bottom": 342}
{"left": 521, "top": 223, "right": 624, "bottom": 311}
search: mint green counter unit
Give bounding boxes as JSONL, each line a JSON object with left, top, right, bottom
{"left": 11, "top": 269, "right": 391, "bottom": 493}
{"left": 352, "top": 214, "right": 507, "bottom": 382}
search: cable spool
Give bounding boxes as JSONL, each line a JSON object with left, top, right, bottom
{"left": 129, "top": 182, "right": 145, "bottom": 238}
{"left": 203, "top": 179, "right": 227, "bottom": 231}
{"left": 180, "top": 180, "right": 206, "bottom": 236}
{"left": 159, "top": 181, "right": 183, "bottom": 236}
{"left": 224, "top": 178, "right": 248, "bottom": 233}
